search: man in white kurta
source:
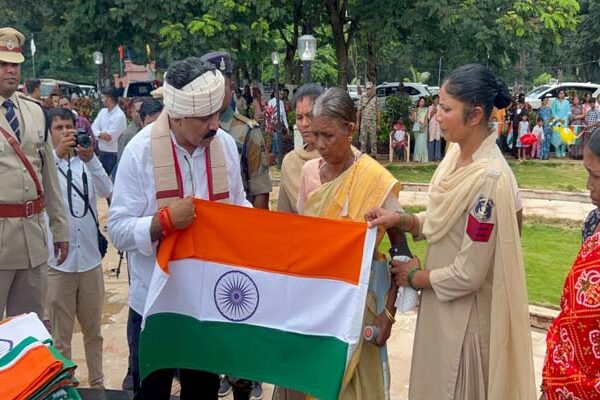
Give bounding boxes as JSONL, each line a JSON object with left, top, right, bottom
{"left": 108, "top": 57, "right": 250, "bottom": 398}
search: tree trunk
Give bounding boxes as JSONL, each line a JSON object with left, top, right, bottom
{"left": 366, "top": 29, "right": 377, "bottom": 83}
{"left": 284, "top": 46, "right": 295, "bottom": 85}
{"left": 326, "top": 0, "right": 350, "bottom": 88}
{"left": 519, "top": 49, "right": 526, "bottom": 90}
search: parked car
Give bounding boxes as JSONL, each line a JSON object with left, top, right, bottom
{"left": 347, "top": 84, "right": 361, "bottom": 100}
{"left": 40, "top": 79, "right": 84, "bottom": 99}
{"left": 78, "top": 84, "right": 97, "bottom": 98}
{"left": 525, "top": 82, "right": 600, "bottom": 109}
{"left": 123, "top": 81, "right": 154, "bottom": 98}
{"left": 427, "top": 86, "right": 440, "bottom": 95}
{"left": 376, "top": 82, "right": 431, "bottom": 108}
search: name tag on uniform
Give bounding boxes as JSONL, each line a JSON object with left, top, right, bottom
{"left": 35, "top": 129, "right": 45, "bottom": 151}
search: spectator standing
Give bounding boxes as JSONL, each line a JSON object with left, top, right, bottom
{"left": 537, "top": 97, "right": 553, "bottom": 160}
{"left": 117, "top": 98, "right": 143, "bottom": 164}
{"left": 243, "top": 85, "right": 253, "bottom": 111}
{"left": 358, "top": 81, "right": 379, "bottom": 158}
{"left": 551, "top": 89, "right": 570, "bottom": 158}
{"left": 234, "top": 88, "right": 248, "bottom": 116}
{"left": 45, "top": 108, "right": 112, "bottom": 389}
{"left": 251, "top": 87, "right": 265, "bottom": 126}
{"left": 268, "top": 90, "right": 289, "bottom": 162}
{"left": 508, "top": 94, "right": 530, "bottom": 150}
{"left": 570, "top": 95, "right": 586, "bottom": 159}
{"left": 0, "top": 27, "right": 69, "bottom": 319}
{"left": 428, "top": 94, "right": 442, "bottom": 161}
{"left": 532, "top": 117, "right": 545, "bottom": 159}
{"left": 25, "top": 77, "right": 41, "bottom": 100}
{"left": 585, "top": 97, "right": 600, "bottom": 127}
{"left": 92, "top": 86, "right": 127, "bottom": 177}
{"left": 412, "top": 96, "right": 429, "bottom": 162}
{"left": 516, "top": 111, "right": 530, "bottom": 162}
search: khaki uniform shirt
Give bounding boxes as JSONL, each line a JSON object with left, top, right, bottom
{"left": 220, "top": 113, "right": 272, "bottom": 201}
{"left": 360, "top": 95, "right": 378, "bottom": 132}
{"left": 0, "top": 93, "right": 68, "bottom": 270}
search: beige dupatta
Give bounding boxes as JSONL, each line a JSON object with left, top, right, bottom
{"left": 423, "top": 134, "right": 536, "bottom": 400}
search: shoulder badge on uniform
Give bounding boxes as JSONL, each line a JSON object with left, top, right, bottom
{"left": 234, "top": 113, "right": 259, "bottom": 128}
{"left": 466, "top": 196, "right": 495, "bottom": 242}
{"left": 473, "top": 196, "right": 494, "bottom": 222}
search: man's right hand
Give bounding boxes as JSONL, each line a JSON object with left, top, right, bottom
{"left": 168, "top": 197, "right": 196, "bottom": 230}
{"left": 55, "top": 130, "right": 77, "bottom": 159}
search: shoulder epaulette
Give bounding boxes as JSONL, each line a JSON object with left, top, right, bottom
{"left": 234, "top": 113, "right": 259, "bottom": 128}
{"left": 16, "top": 93, "right": 48, "bottom": 142}
{"left": 16, "top": 92, "right": 43, "bottom": 106}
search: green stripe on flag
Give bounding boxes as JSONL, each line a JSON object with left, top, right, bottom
{"left": 140, "top": 313, "right": 348, "bottom": 400}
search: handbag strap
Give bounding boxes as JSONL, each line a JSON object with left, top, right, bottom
{"left": 0, "top": 125, "right": 43, "bottom": 197}
{"left": 58, "top": 166, "right": 99, "bottom": 227}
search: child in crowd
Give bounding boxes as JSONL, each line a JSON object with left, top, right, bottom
{"left": 517, "top": 111, "right": 530, "bottom": 162}
{"left": 392, "top": 121, "right": 407, "bottom": 161}
{"left": 531, "top": 117, "right": 544, "bottom": 159}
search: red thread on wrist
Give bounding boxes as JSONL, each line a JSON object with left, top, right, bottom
{"left": 158, "top": 207, "right": 174, "bottom": 236}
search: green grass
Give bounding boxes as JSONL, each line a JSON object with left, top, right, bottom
{"left": 386, "top": 160, "right": 587, "bottom": 192}
{"left": 378, "top": 211, "right": 580, "bottom": 308}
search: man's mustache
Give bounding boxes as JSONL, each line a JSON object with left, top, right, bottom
{"left": 205, "top": 129, "right": 217, "bottom": 139}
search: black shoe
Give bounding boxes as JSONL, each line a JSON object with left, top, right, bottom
{"left": 122, "top": 374, "right": 134, "bottom": 391}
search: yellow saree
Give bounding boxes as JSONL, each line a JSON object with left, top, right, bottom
{"left": 302, "top": 154, "right": 400, "bottom": 399}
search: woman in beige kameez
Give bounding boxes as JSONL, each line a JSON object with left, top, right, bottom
{"left": 366, "top": 64, "right": 536, "bottom": 400}
{"left": 276, "top": 84, "right": 323, "bottom": 214}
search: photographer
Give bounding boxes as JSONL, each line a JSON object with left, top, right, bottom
{"left": 46, "top": 108, "right": 112, "bottom": 388}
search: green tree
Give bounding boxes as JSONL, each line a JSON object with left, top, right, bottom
{"left": 497, "top": 0, "right": 580, "bottom": 86}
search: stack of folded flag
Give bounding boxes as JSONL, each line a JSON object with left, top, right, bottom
{"left": 0, "top": 313, "right": 80, "bottom": 400}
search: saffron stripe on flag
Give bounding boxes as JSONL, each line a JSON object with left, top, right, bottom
{"left": 156, "top": 199, "right": 369, "bottom": 285}
{"left": 140, "top": 313, "right": 347, "bottom": 400}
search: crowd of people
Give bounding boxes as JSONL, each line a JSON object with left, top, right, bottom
{"left": 357, "top": 81, "right": 598, "bottom": 166}
{"left": 1, "top": 24, "right": 599, "bottom": 400}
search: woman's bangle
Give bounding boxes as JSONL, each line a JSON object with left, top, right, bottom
{"left": 383, "top": 306, "right": 396, "bottom": 324}
{"left": 408, "top": 267, "right": 421, "bottom": 290}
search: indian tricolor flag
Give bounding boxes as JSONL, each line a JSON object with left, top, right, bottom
{"left": 140, "top": 199, "right": 376, "bottom": 400}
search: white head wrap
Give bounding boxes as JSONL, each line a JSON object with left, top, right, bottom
{"left": 163, "top": 69, "right": 225, "bottom": 118}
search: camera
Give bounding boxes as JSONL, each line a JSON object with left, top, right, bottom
{"left": 74, "top": 129, "right": 92, "bottom": 148}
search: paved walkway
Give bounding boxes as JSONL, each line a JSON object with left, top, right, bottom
{"left": 70, "top": 179, "right": 591, "bottom": 398}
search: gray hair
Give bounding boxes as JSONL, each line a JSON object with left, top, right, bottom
{"left": 312, "top": 87, "right": 356, "bottom": 123}
{"left": 293, "top": 83, "right": 324, "bottom": 108}
{"left": 166, "top": 57, "right": 216, "bottom": 89}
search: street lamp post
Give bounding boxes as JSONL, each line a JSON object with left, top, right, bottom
{"left": 298, "top": 34, "right": 317, "bottom": 84}
{"left": 271, "top": 52, "right": 283, "bottom": 167}
{"left": 93, "top": 51, "right": 104, "bottom": 93}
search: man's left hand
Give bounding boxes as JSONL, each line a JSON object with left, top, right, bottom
{"left": 77, "top": 145, "right": 94, "bottom": 162}
{"left": 54, "top": 241, "right": 69, "bottom": 265}
{"left": 99, "top": 132, "right": 111, "bottom": 142}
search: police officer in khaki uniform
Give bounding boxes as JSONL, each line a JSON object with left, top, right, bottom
{"left": 0, "top": 27, "right": 69, "bottom": 318}
{"left": 358, "top": 81, "right": 380, "bottom": 158}
{"left": 201, "top": 51, "right": 272, "bottom": 210}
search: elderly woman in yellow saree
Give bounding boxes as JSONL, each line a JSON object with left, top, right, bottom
{"left": 294, "top": 87, "right": 404, "bottom": 400}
